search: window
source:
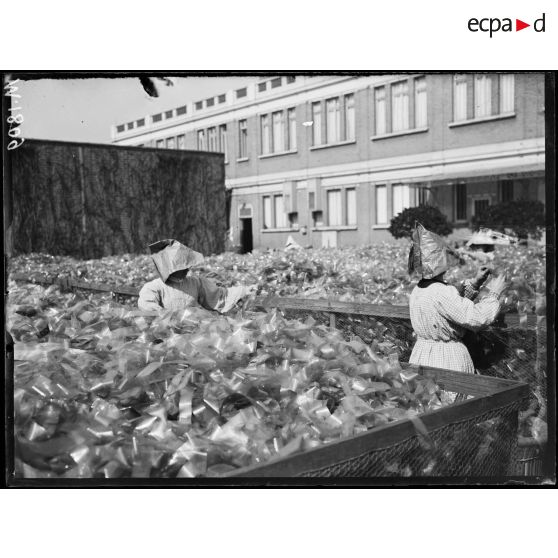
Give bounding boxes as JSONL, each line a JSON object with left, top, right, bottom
{"left": 344, "top": 94, "right": 355, "bottom": 141}
{"left": 453, "top": 75, "right": 468, "bottom": 121}
{"left": 346, "top": 188, "right": 357, "bottom": 225}
{"left": 127, "top": 122, "right": 134, "bottom": 130}
{"left": 414, "top": 77, "right": 427, "bottom": 128}
{"left": 166, "top": 137, "right": 175, "bottom": 149}
{"left": 258, "top": 82, "right": 267, "bottom": 92}
{"left": 286, "top": 76, "right": 296, "bottom": 84}
{"left": 500, "top": 74, "right": 514, "bottom": 113}
{"left": 197, "top": 130, "right": 206, "bottom": 151}
{"left": 392, "top": 184, "right": 411, "bottom": 216}
{"left": 287, "top": 108, "right": 297, "bottom": 150}
{"left": 263, "top": 194, "right": 287, "bottom": 228}
{"left": 195, "top": 101, "right": 203, "bottom": 110}
{"left": 474, "top": 75, "right": 492, "bottom": 118}
{"left": 152, "top": 113, "right": 162, "bottom": 123}
{"left": 137, "top": 118, "right": 145, "bottom": 127}
{"left": 263, "top": 196, "right": 272, "bottom": 229}
{"left": 176, "top": 106, "right": 187, "bottom": 116}
{"left": 218, "top": 94, "right": 226, "bottom": 104}
{"left": 416, "top": 185, "right": 429, "bottom": 205}
{"left": 165, "top": 110, "right": 173, "bottom": 119}
{"left": 208, "top": 127, "right": 218, "bottom": 151}
{"left": 310, "top": 94, "right": 357, "bottom": 145}
{"left": 375, "top": 185, "right": 388, "bottom": 224}
{"left": 312, "top": 102, "right": 322, "bottom": 146}
{"left": 327, "top": 190, "right": 342, "bottom": 226}
{"left": 453, "top": 74, "right": 514, "bottom": 122}
{"left": 156, "top": 139, "right": 165, "bottom": 148}
{"left": 274, "top": 195, "right": 286, "bottom": 227}
{"left": 272, "top": 111, "right": 285, "bottom": 152}
{"left": 375, "top": 87, "right": 387, "bottom": 135}
{"left": 499, "top": 180, "right": 514, "bottom": 202}
{"left": 326, "top": 97, "right": 341, "bottom": 143}
{"left": 177, "top": 135, "right": 185, "bottom": 150}
{"left": 236, "top": 87, "right": 247, "bottom": 99}
{"left": 315, "top": 187, "right": 357, "bottom": 227}
{"left": 206, "top": 98, "right": 215, "bottom": 108}
{"left": 116, "top": 124, "right": 125, "bottom": 133}
{"left": 473, "top": 197, "right": 490, "bottom": 217}
{"left": 391, "top": 81, "right": 409, "bottom": 132}
{"left": 219, "top": 125, "right": 228, "bottom": 162}
{"left": 260, "top": 115, "right": 271, "bottom": 155}
{"left": 455, "top": 183, "right": 467, "bottom": 221}
{"left": 238, "top": 119, "right": 248, "bottom": 158}
{"left": 271, "top": 77, "right": 282, "bottom": 88}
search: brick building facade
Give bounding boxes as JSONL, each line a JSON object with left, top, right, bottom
{"left": 112, "top": 74, "right": 545, "bottom": 252}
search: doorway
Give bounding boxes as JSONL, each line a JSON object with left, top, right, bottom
{"left": 473, "top": 196, "right": 491, "bottom": 218}
{"left": 240, "top": 218, "right": 253, "bottom": 253}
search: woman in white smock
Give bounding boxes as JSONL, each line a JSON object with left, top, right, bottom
{"left": 408, "top": 224, "right": 507, "bottom": 374}
{"left": 138, "top": 239, "right": 256, "bottom": 313}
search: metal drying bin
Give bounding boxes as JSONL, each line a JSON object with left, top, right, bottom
{"left": 248, "top": 296, "right": 546, "bottom": 477}
{"left": 226, "top": 365, "right": 529, "bottom": 478}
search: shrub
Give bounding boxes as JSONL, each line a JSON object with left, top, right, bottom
{"left": 389, "top": 205, "right": 453, "bottom": 239}
{"left": 472, "top": 200, "right": 545, "bottom": 240}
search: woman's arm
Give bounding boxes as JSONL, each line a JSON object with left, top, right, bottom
{"left": 196, "top": 276, "right": 226, "bottom": 311}
{"left": 436, "top": 285, "right": 501, "bottom": 331}
{"left": 458, "top": 279, "right": 480, "bottom": 301}
{"left": 138, "top": 281, "right": 163, "bottom": 311}
{"left": 197, "top": 277, "right": 255, "bottom": 313}
{"left": 458, "top": 266, "right": 492, "bottom": 301}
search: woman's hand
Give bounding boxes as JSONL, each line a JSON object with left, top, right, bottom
{"left": 244, "top": 285, "right": 258, "bottom": 297}
{"left": 486, "top": 275, "right": 506, "bottom": 297}
{"left": 473, "top": 266, "right": 492, "bottom": 289}
{"left": 238, "top": 285, "right": 258, "bottom": 304}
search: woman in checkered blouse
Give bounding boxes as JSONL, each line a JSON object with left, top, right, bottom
{"left": 408, "top": 224, "right": 506, "bottom": 374}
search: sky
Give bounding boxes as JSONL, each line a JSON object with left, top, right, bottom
{"left": 17, "top": 75, "right": 256, "bottom": 144}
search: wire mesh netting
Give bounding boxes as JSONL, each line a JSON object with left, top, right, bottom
{"left": 228, "top": 394, "right": 526, "bottom": 478}
{"left": 299, "top": 401, "right": 522, "bottom": 477}
{"left": 265, "top": 305, "right": 545, "bottom": 477}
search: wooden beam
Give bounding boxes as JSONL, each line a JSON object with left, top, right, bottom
{"left": 8, "top": 273, "right": 540, "bottom": 329}
{"left": 254, "top": 295, "right": 410, "bottom": 319}
{"left": 412, "top": 364, "right": 528, "bottom": 396}
{"left": 253, "top": 296, "right": 538, "bottom": 329}
{"left": 9, "top": 272, "right": 139, "bottom": 298}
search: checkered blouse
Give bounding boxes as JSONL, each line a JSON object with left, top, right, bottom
{"left": 409, "top": 279, "right": 501, "bottom": 374}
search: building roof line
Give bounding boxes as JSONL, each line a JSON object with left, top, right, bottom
{"left": 112, "top": 75, "right": 398, "bottom": 141}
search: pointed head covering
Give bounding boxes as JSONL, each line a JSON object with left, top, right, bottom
{"left": 149, "top": 239, "right": 204, "bottom": 282}
{"left": 408, "top": 222, "right": 461, "bottom": 280}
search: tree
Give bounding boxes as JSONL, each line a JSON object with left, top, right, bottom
{"left": 472, "top": 200, "right": 545, "bottom": 240}
{"left": 389, "top": 205, "right": 453, "bottom": 239}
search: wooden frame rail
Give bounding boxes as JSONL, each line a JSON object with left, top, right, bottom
{"left": 252, "top": 296, "right": 539, "bottom": 330}
{"left": 9, "top": 273, "right": 539, "bottom": 329}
